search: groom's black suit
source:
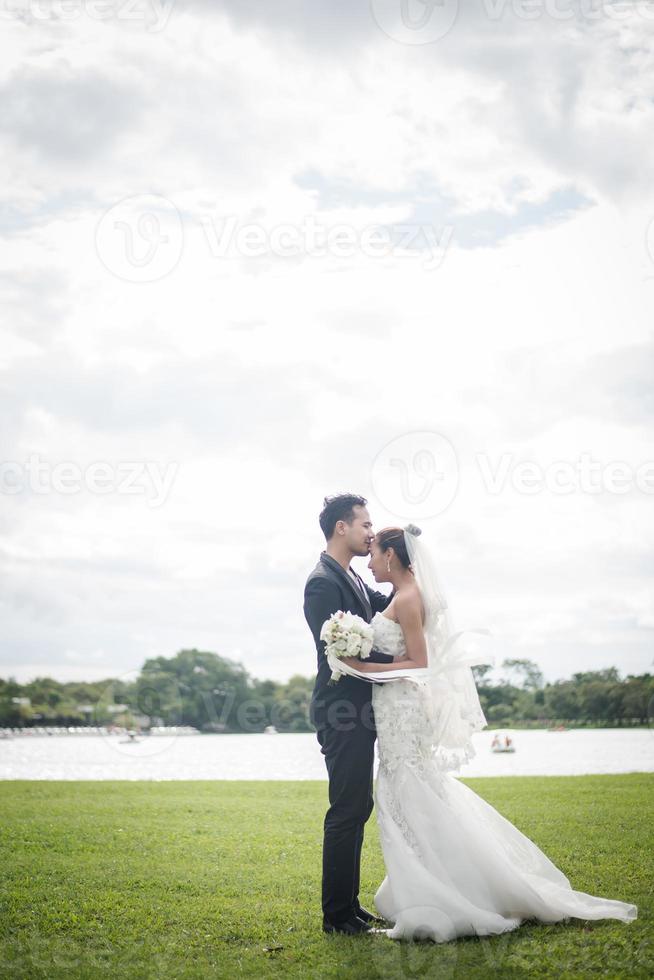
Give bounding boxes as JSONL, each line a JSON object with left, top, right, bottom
{"left": 304, "top": 551, "right": 394, "bottom": 925}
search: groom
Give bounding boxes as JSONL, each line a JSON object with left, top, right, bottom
{"left": 304, "top": 493, "right": 394, "bottom": 935}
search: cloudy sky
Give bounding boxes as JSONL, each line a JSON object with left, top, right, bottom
{"left": 1, "top": 0, "right": 653, "bottom": 689}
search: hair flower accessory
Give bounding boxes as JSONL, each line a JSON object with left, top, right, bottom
{"left": 404, "top": 523, "right": 422, "bottom": 537}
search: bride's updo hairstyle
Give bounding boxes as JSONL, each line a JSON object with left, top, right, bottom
{"left": 375, "top": 524, "right": 422, "bottom": 569}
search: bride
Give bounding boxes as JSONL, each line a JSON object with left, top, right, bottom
{"left": 333, "top": 524, "right": 638, "bottom": 942}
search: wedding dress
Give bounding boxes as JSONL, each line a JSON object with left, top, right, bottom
{"left": 364, "top": 610, "right": 638, "bottom": 942}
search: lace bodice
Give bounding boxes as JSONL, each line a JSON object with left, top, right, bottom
{"left": 371, "top": 610, "right": 480, "bottom": 767}
{"left": 370, "top": 613, "right": 435, "bottom": 780}
{"left": 371, "top": 612, "right": 407, "bottom": 658}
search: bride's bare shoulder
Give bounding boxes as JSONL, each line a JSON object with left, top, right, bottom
{"left": 395, "top": 585, "right": 425, "bottom": 623}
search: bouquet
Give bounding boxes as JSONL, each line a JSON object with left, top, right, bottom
{"left": 320, "top": 610, "right": 374, "bottom": 684}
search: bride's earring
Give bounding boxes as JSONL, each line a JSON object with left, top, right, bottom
{"left": 386, "top": 557, "right": 391, "bottom": 573}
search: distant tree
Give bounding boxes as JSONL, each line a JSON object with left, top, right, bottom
{"left": 273, "top": 675, "right": 313, "bottom": 732}
{"left": 620, "top": 674, "right": 654, "bottom": 724}
{"left": 137, "top": 649, "right": 253, "bottom": 732}
{"left": 545, "top": 680, "right": 579, "bottom": 722}
{"left": 577, "top": 679, "right": 617, "bottom": 724}
{"left": 572, "top": 667, "right": 621, "bottom": 684}
{"left": 501, "top": 659, "right": 544, "bottom": 691}
{"left": 472, "top": 664, "right": 493, "bottom": 684}
{"left": 0, "top": 677, "right": 27, "bottom": 725}
{"left": 486, "top": 702, "right": 513, "bottom": 725}
{"left": 2, "top": 659, "right": 651, "bottom": 733}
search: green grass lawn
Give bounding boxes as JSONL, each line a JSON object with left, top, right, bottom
{"left": 1, "top": 774, "right": 651, "bottom": 979}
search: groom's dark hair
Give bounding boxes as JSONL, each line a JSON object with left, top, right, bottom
{"left": 319, "top": 493, "right": 367, "bottom": 540}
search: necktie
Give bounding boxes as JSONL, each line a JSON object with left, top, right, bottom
{"left": 348, "top": 569, "right": 369, "bottom": 609}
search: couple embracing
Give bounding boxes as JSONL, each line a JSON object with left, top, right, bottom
{"left": 303, "top": 493, "right": 637, "bottom": 942}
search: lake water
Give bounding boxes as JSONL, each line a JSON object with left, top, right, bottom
{"left": 0, "top": 729, "right": 652, "bottom": 780}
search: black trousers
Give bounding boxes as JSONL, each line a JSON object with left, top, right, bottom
{"left": 316, "top": 720, "right": 377, "bottom": 924}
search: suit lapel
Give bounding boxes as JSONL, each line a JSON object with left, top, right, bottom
{"left": 351, "top": 570, "right": 372, "bottom": 620}
{"left": 320, "top": 552, "right": 372, "bottom": 621}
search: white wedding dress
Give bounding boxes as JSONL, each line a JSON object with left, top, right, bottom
{"left": 367, "top": 611, "right": 638, "bottom": 942}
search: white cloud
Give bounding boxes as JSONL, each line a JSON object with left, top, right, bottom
{"left": 0, "top": 3, "right": 652, "bottom": 686}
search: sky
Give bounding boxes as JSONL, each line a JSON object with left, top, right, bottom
{"left": 1, "top": 0, "right": 653, "bottom": 688}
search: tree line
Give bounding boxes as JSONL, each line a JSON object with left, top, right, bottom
{"left": 1, "top": 650, "right": 652, "bottom": 732}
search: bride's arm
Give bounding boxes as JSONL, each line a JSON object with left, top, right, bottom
{"left": 342, "top": 592, "right": 428, "bottom": 673}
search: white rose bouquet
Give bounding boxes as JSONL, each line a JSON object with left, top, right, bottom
{"left": 320, "top": 610, "right": 374, "bottom": 684}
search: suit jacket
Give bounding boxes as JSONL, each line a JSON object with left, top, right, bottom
{"left": 304, "top": 551, "right": 394, "bottom": 732}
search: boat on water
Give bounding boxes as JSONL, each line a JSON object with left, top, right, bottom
{"left": 491, "top": 732, "right": 516, "bottom": 753}
{"left": 119, "top": 731, "right": 143, "bottom": 744}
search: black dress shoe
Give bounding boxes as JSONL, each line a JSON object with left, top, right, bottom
{"left": 355, "top": 905, "right": 386, "bottom": 925}
{"left": 323, "top": 915, "right": 372, "bottom": 935}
